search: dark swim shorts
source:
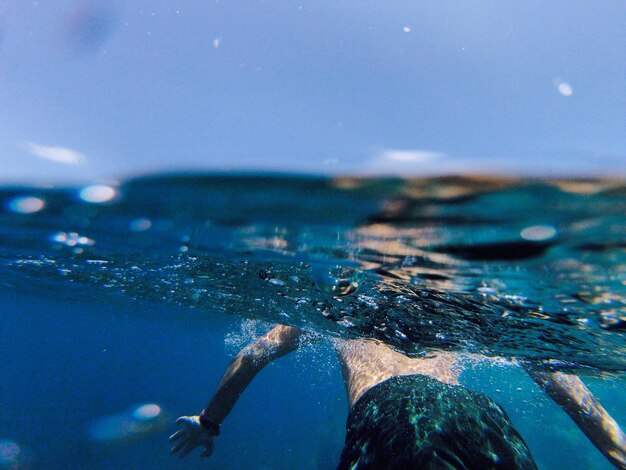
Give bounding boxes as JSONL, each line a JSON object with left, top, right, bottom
{"left": 337, "top": 374, "right": 537, "bottom": 470}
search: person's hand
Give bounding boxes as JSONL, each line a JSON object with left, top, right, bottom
{"left": 169, "top": 416, "right": 215, "bottom": 458}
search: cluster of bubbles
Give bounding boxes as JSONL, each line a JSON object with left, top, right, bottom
{"left": 50, "top": 231, "right": 96, "bottom": 254}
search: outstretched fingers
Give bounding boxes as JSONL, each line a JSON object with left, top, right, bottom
{"left": 170, "top": 438, "right": 188, "bottom": 455}
{"left": 169, "top": 416, "right": 209, "bottom": 459}
{"left": 178, "top": 441, "right": 196, "bottom": 458}
{"left": 169, "top": 429, "right": 185, "bottom": 442}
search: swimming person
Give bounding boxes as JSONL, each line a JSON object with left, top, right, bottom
{"left": 170, "top": 325, "right": 626, "bottom": 469}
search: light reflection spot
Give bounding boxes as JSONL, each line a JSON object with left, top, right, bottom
{"left": 520, "top": 225, "right": 557, "bottom": 241}
{"left": 554, "top": 80, "right": 573, "bottom": 97}
{"left": 79, "top": 185, "right": 118, "bottom": 203}
{"left": 133, "top": 403, "right": 162, "bottom": 421}
{"left": 6, "top": 196, "right": 45, "bottom": 214}
{"left": 130, "top": 218, "right": 152, "bottom": 232}
{"left": 52, "top": 232, "right": 68, "bottom": 243}
{"left": 50, "top": 231, "right": 96, "bottom": 247}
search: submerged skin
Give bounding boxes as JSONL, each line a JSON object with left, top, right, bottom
{"left": 170, "top": 324, "right": 626, "bottom": 469}
{"left": 333, "top": 337, "right": 462, "bottom": 408}
{"left": 525, "top": 365, "right": 626, "bottom": 469}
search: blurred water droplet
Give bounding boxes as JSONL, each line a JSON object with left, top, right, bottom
{"left": 130, "top": 218, "right": 152, "bottom": 232}
{"left": 132, "top": 403, "right": 162, "bottom": 421}
{"left": 554, "top": 79, "right": 573, "bottom": 97}
{"left": 79, "top": 185, "right": 118, "bottom": 203}
{"left": 520, "top": 225, "right": 557, "bottom": 241}
{"left": 559, "top": 83, "right": 573, "bottom": 96}
{"left": 87, "top": 403, "right": 166, "bottom": 443}
{"left": 6, "top": 196, "right": 45, "bottom": 214}
{"left": 311, "top": 265, "right": 363, "bottom": 296}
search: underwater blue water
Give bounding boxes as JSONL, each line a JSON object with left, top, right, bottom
{"left": 1, "top": 174, "right": 625, "bottom": 469}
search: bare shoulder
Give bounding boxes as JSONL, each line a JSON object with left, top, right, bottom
{"left": 248, "top": 324, "right": 319, "bottom": 354}
{"left": 265, "top": 325, "right": 304, "bottom": 343}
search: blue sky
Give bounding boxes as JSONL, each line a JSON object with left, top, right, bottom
{"left": 1, "top": 1, "right": 625, "bottom": 183}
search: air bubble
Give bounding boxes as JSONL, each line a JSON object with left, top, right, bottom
{"left": 311, "top": 264, "right": 363, "bottom": 296}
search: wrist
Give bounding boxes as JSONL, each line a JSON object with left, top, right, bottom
{"left": 199, "top": 411, "right": 221, "bottom": 436}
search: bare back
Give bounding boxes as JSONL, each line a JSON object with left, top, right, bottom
{"left": 333, "top": 339, "right": 463, "bottom": 408}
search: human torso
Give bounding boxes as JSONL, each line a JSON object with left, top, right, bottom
{"left": 333, "top": 339, "right": 463, "bottom": 408}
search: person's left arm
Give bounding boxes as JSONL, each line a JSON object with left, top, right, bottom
{"left": 525, "top": 365, "right": 626, "bottom": 469}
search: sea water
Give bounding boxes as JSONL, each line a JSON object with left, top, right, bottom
{"left": 1, "top": 174, "right": 624, "bottom": 469}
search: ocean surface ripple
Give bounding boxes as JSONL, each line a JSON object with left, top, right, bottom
{"left": 2, "top": 174, "right": 625, "bottom": 372}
